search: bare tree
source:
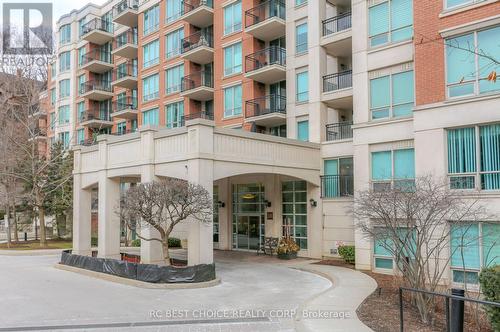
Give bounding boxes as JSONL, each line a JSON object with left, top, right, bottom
{"left": 119, "top": 179, "right": 212, "bottom": 265}
{"left": 354, "top": 175, "right": 496, "bottom": 324}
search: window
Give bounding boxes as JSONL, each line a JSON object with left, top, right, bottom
{"left": 296, "top": 71, "right": 308, "bottom": 102}
{"left": 143, "top": 39, "right": 159, "bottom": 68}
{"left": 165, "top": 28, "right": 184, "bottom": 58}
{"left": 270, "top": 124, "right": 286, "bottom": 137}
{"left": 223, "top": 42, "right": 242, "bottom": 76}
{"left": 370, "top": 70, "right": 414, "bottom": 119}
{"left": 297, "top": 120, "right": 309, "bottom": 141}
{"left": 143, "top": 5, "right": 160, "bottom": 35}
{"left": 447, "top": 124, "right": 500, "bottom": 190}
{"left": 295, "top": 0, "right": 307, "bottom": 6}
{"left": 282, "top": 181, "right": 308, "bottom": 249}
{"left": 165, "top": 64, "right": 184, "bottom": 94}
{"left": 368, "top": 0, "right": 413, "bottom": 47}
{"left": 371, "top": 148, "right": 415, "bottom": 191}
{"left": 373, "top": 227, "right": 415, "bottom": 270}
{"left": 142, "top": 107, "right": 159, "bottom": 126}
{"left": 323, "top": 158, "right": 354, "bottom": 197}
{"left": 142, "top": 74, "right": 159, "bottom": 102}
{"left": 59, "top": 24, "right": 71, "bottom": 44}
{"left": 117, "top": 122, "right": 127, "bottom": 134}
{"left": 77, "top": 102, "right": 85, "bottom": 122}
{"left": 78, "top": 47, "right": 86, "bottom": 67}
{"left": 77, "top": 129, "right": 85, "bottom": 145}
{"left": 51, "top": 64, "right": 56, "bottom": 80}
{"left": 165, "top": 101, "right": 184, "bottom": 128}
{"left": 166, "top": 0, "right": 182, "bottom": 23}
{"left": 295, "top": 23, "right": 308, "bottom": 54}
{"left": 59, "top": 52, "right": 71, "bottom": 72}
{"left": 450, "top": 222, "right": 500, "bottom": 285}
{"left": 58, "top": 131, "right": 70, "bottom": 149}
{"left": 59, "top": 79, "right": 70, "bottom": 98}
{"left": 446, "top": 0, "right": 486, "bottom": 10}
{"left": 78, "top": 18, "right": 86, "bottom": 37}
{"left": 223, "top": 85, "right": 242, "bottom": 117}
{"left": 223, "top": 1, "right": 242, "bottom": 35}
{"left": 78, "top": 75, "right": 86, "bottom": 95}
{"left": 445, "top": 26, "right": 500, "bottom": 98}
{"left": 50, "top": 89, "right": 56, "bottom": 106}
{"left": 49, "top": 113, "right": 55, "bottom": 130}
{"left": 58, "top": 105, "right": 70, "bottom": 125}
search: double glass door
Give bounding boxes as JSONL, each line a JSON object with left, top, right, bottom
{"left": 236, "top": 215, "right": 263, "bottom": 250}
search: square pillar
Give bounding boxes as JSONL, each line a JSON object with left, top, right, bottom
{"left": 215, "top": 178, "right": 230, "bottom": 251}
{"left": 97, "top": 174, "right": 121, "bottom": 259}
{"left": 307, "top": 183, "right": 323, "bottom": 259}
{"left": 72, "top": 176, "right": 92, "bottom": 256}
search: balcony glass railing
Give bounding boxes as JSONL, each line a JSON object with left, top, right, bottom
{"left": 321, "top": 175, "right": 353, "bottom": 198}
{"left": 79, "top": 80, "right": 112, "bottom": 95}
{"left": 181, "top": 71, "right": 213, "bottom": 92}
{"left": 325, "top": 121, "right": 353, "bottom": 141}
{"left": 245, "top": 0, "right": 285, "bottom": 28}
{"left": 79, "top": 109, "right": 111, "bottom": 123}
{"left": 323, "top": 70, "right": 352, "bottom": 92}
{"left": 245, "top": 95, "right": 286, "bottom": 118}
{"left": 322, "top": 12, "right": 352, "bottom": 37}
{"left": 181, "top": 31, "right": 213, "bottom": 53}
{"left": 80, "top": 18, "right": 113, "bottom": 36}
{"left": 245, "top": 46, "right": 286, "bottom": 73}
{"left": 80, "top": 49, "right": 112, "bottom": 66}
{"left": 113, "top": 97, "right": 138, "bottom": 112}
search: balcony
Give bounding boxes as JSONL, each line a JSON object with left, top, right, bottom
{"left": 180, "top": 71, "right": 214, "bottom": 101}
{"left": 179, "top": 111, "right": 214, "bottom": 127}
{"left": 111, "top": 97, "right": 138, "bottom": 120}
{"left": 181, "top": 31, "right": 213, "bottom": 65}
{"left": 79, "top": 80, "right": 114, "bottom": 101}
{"left": 79, "top": 110, "right": 113, "bottom": 129}
{"left": 181, "top": 0, "right": 214, "bottom": 28}
{"left": 113, "top": 0, "right": 139, "bottom": 27}
{"left": 111, "top": 63, "right": 138, "bottom": 89}
{"left": 28, "top": 104, "right": 47, "bottom": 119}
{"left": 321, "top": 12, "right": 352, "bottom": 57}
{"left": 244, "top": 95, "right": 286, "bottom": 127}
{"left": 112, "top": 29, "right": 138, "bottom": 59}
{"left": 322, "top": 70, "right": 353, "bottom": 109}
{"left": 320, "top": 175, "right": 353, "bottom": 198}
{"left": 80, "top": 49, "right": 114, "bottom": 74}
{"left": 80, "top": 18, "right": 114, "bottom": 45}
{"left": 245, "top": 46, "right": 286, "bottom": 84}
{"left": 325, "top": 122, "right": 353, "bottom": 141}
{"left": 29, "top": 127, "right": 47, "bottom": 141}
{"left": 244, "top": 0, "right": 285, "bottom": 42}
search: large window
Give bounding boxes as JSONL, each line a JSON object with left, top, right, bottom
{"left": 223, "top": 42, "right": 242, "bottom": 76}
{"left": 58, "top": 132, "right": 70, "bottom": 149}
{"left": 143, "top": 39, "right": 159, "bottom": 68}
{"left": 142, "top": 107, "right": 159, "bottom": 126}
{"left": 165, "top": 101, "right": 184, "bottom": 128}
{"left": 143, "top": 5, "right": 160, "bottom": 36}
{"left": 59, "top": 52, "right": 71, "bottom": 72}
{"left": 59, "top": 24, "right": 71, "bottom": 45}
{"left": 282, "top": 181, "right": 308, "bottom": 249}
{"left": 165, "top": 64, "right": 184, "bottom": 94}
{"left": 447, "top": 124, "right": 500, "bottom": 190}
{"left": 368, "top": 0, "right": 413, "bottom": 47}
{"left": 373, "top": 227, "right": 415, "bottom": 270}
{"left": 371, "top": 148, "right": 415, "bottom": 191}
{"left": 370, "top": 70, "right": 414, "bottom": 120}
{"left": 223, "top": 1, "right": 242, "bottom": 35}
{"left": 166, "top": 0, "right": 182, "bottom": 24}
{"left": 50, "top": 89, "right": 56, "bottom": 106}
{"left": 297, "top": 120, "right": 309, "bottom": 141}
{"left": 59, "top": 79, "right": 70, "bottom": 98}
{"left": 77, "top": 102, "right": 85, "bottom": 122}
{"left": 223, "top": 85, "right": 242, "bottom": 117}
{"left": 450, "top": 222, "right": 500, "bottom": 285}
{"left": 165, "top": 28, "right": 184, "bottom": 59}
{"left": 142, "top": 74, "right": 159, "bottom": 102}
{"left": 323, "top": 158, "right": 354, "bottom": 197}
{"left": 58, "top": 105, "right": 70, "bottom": 125}
{"left": 446, "top": 0, "right": 486, "bottom": 10}
{"left": 296, "top": 71, "right": 308, "bottom": 102}
{"left": 77, "top": 129, "right": 85, "bottom": 145}
{"left": 78, "top": 47, "right": 86, "bottom": 67}
{"left": 445, "top": 26, "right": 500, "bottom": 98}
{"left": 77, "top": 75, "right": 86, "bottom": 95}
{"left": 295, "top": 23, "right": 308, "bottom": 54}
{"left": 295, "top": 0, "right": 307, "bottom": 6}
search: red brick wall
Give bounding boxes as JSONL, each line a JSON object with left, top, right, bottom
{"left": 414, "top": 1, "right": 500, "bottom": 106}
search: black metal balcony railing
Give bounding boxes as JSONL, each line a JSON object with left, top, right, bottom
{"left": 245, "top": 0, "right": 285, "bottom": 28}
{"left": 110, "top": 129, "right": 137, "bottom": 136}
{"left": 80, "top": 49, "right": 112, "bottom": 67}
{"left": 181, "top": 31, "right": 213, "bottom": 54}
{"left": 245, "top": 46, "right": 286, "bottom": 73}
{"left": 245, "top": 95, "right": 286, "bottom": 118}
{"left": 326, "top": 121, "right": 353, "bottom": 141}
{"left": 31, "top": 127, "right": 47, "bottom": 137}
{"left": 113, "top": 97, "right": 138, "bottom": 112}
{"left": 179, "top": 111, "right": 214, "bottom": 126}
{"left": 322, "top": 12, "right": 352, "bottom": 37}
{"left": 321, "top": 175, "right": 354, "bottom": 198}
{"left": 80, "top": 18, "right": 113, "bottom": 36}
{"left": 114, "top": 29, "right": 138, "bottom": 49}
{"left": 79, "top": 110, "right": 111, "bottom": 123}
{"left": 113, "top": 0, "right": 139, "bottom": 17}
{"left": 323, "top": 70, "right": 352, "bottom": 92}
{"left": 183, "top": 0, "right": 213, "bottom": 14}
{"left": 79, "top": 80, "right": 112, "bottom": 95}
{"left": 181, "top": 71, "right": 214, "bottom": 92}
{"left": 113, "top": 63, "right": 138, "bottom": 81}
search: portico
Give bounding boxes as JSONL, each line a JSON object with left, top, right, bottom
{"left": 72, "top": 119, "right": 321, "bottom": 266}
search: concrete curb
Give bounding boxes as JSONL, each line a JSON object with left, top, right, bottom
{"left": 0, "top": 249, "right": 67, "bottom": 256}
{"left": 54, "top": 263, "right": 221, "bottom": 289}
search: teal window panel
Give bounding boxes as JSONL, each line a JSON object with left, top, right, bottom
{"left": 143, "top": 108, "right": 159, "bottom": 126}
{"left": 394, "top": 149, "right": 415, "bottom": 179}
{"left": 452, "top": 270, "right": 479, "bottom": 284}
{"left": 166, "top": 0, "right": 182, "bottom": 23}
{"left": 392, "top": 71, "right": 414, "bottom": 117}
{"left": 296, "top": 23, "right": 308, "bottom": 54}
{"left": 391, "top": 0, "right": 412, "bottom": 42}
{"left": 375, "top": 258, "right": 393, "bottom": 269}
{"left": 447, "top": 127, "right": 477, "bottom": 174}
{"left": 480, "top": 124, "right": 500, "bottom": 190}
{"left": 224, "top": 1, "right": 242, "bottom": 35}
{"left": 297, "top": 120, "right": 309, "bottom": 142}
{"left": 324, "top": 159, "right": 338, "bottom": 175}
{"left": 296, "top": 71, "right": 309, "bottom": 102}
{"left": 451, "top": 223, "right": 480, "bottom": 270}
{"left": 372, "top": 151, "right": 392, "bottom": 180}
{"left": 482, "top": 223, "right": 500, "bottom": 267}
{"left": 143, "top": 5, "right": 159, "bottom": 35}
{"left": 224, "top": 85, "right": 242, "bottom": 117}
{"left": 165, "top": 64, "right": 184, "bottom": 94}
{"left": 166, "top": 28, "right": 184, "bottom": 58}
{"left": 446, "top": 0, "right": 473, "bottom": 9}
{"left": 224, "top": 42, "right": 242, "bottom": 76}
{"left": 369, "top": 3, "right": 389, "bottom": 37}
{"left": 478, "top": 26, "right": 500, "bottom": 94}
{"left": 446, "top": 33, "right": 475, "bottom": 94}
{"left": 324, "top": 159, "right": 339, "bottom": 198}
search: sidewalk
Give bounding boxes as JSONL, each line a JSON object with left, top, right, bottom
{"left": 286, "top": 260, "right": 377, "bottom": 332}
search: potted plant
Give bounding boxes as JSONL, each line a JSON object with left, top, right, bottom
{"left": 277, "top": 237, "right": 300, "bottom": 260}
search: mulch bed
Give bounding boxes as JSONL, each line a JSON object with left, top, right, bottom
{"left": 315, "top": 259, "right": 492, "bottom": 332}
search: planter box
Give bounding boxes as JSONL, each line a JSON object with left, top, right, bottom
{"left": 277, "top": 252, "right": 298, "bottom": 260}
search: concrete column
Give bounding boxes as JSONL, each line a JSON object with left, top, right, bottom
{"left": 216, "top": 178, "right": 230, "bottom": 250}
{"left": 264, "top": 174, "right": 280, "bottom": 238}
{"left": 72, "top": 148, "right": 92, "bottom": 256}
{"left": 353, "top": 144, "right": 371, "bottom": 270}
{"left": 186, "top": 119, "right": 214, "bottom": 266}
{"left": 307, "top": 183, "right": 323, "bottom": 259}
{"left": 97, "top": 174, "right": 121, "bottom": 259}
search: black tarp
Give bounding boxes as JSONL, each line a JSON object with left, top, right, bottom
{"left": 60, "top": 250, "right": 216, "bottom": 284}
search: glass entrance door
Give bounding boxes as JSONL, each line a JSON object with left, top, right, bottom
{"left": 236, "top": 215, "right": 262, "bottom": 250}
{"left": 232, "top": 183, "right": 265, "bottom": 250}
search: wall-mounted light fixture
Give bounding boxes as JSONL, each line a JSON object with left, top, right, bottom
{"left": 264, "top": 199, "right": 272, "bottom": 208}
{"left": 217, "top": 201, "right": 225, "bottom": 208}
{"left": 309, "top": 198, "right": 317, "bottom": 207}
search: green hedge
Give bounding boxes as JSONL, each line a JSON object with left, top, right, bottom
{"left": 129, "top": 237, "right": 182, "bottom": 248}
{"left": 479, "top": 265, "right": 500, "bottom": 331}
{"left": 131, "top": 239, "right": 141, "bottom": 247}
{"left": 338, "top": 245, "right": 355, "bottom": 264}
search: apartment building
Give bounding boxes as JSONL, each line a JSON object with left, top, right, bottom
{"left": 56, "top": 0, "right": 499, "bottom": 286}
